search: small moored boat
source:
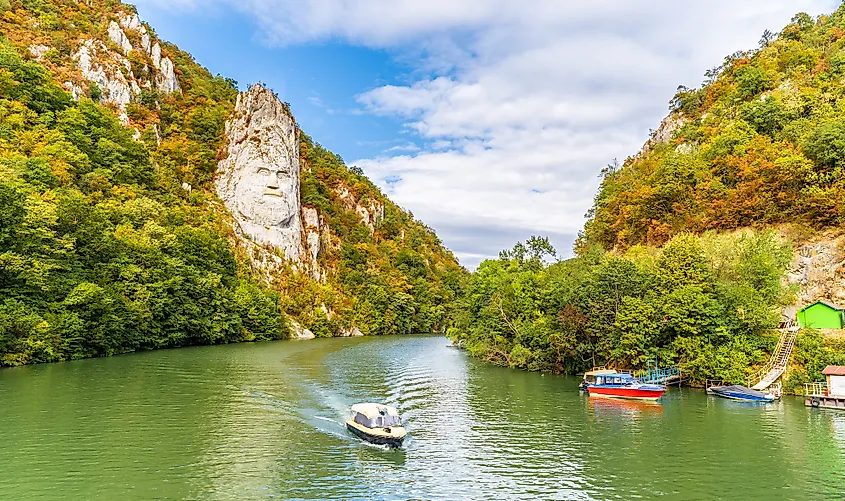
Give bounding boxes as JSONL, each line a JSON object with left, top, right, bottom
{"left": 707, "top": 385, "right": 776, "bottom": 402}
{"left": 345, "top": 403, "right": 406, "bottom": 448}
{"left": 587, "top": 373, "right": 666, "bottom": 401}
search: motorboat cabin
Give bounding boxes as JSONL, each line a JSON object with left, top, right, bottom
{"left": 579, "top": 368, "right": 619, "bottom": 391}
{"left": 345, "top": 403, "right": 406, "bottom": 447}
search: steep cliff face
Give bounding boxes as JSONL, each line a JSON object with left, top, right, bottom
{"left": 214, "top": 84, "right": 396, "bottom": 285}
{"left": 216, "top": 85, "right": 304, "bottom": 263}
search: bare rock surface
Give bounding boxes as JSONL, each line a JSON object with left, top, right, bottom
{"left": 334, "top": 186, "right": 385, "bottom": 233}
{"left": 73, "top": 39, "right": 135, "bottom": 122}
{"left": 108, "top": 21, "right": 132, "bottom": 54}
{"left": 28, "top": 44, "right": 49, "bottom": 60}
{"left": 67, "top": 11, "right": 181, "bottom": 123}
{"left": 637, "top": 113, "right": 689, "bottom": 159}
{"left": 216, "top": 84, "right": 303, "bottom": 262}
{"left": 339, "top": 326, "right": 364, "bottom": 337}
{"left": 302, "top": 207, "right": 324, "bottom": 280}
{"left": 786, "top": 231, "right": 845, "bottom": 309}
{"left": 289, "top": 320, "right": 315, "bottom": 340}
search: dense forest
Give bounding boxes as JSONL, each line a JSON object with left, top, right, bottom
{"left": 0, "top": 0, "right": 463, "bottom": 366}
{"left": 451, "top": 5, "right": 845, "bottom": 390}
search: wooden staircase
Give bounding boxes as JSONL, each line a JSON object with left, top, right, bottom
{"left": 748, "top": 321, "right": 799, "bottom": 391}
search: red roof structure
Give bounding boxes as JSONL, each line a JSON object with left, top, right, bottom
{"left": 821, "top": 366, "right": 845, "bottom": 376}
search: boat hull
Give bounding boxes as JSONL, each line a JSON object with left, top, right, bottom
{"left": 587, "top": 386, "right": 666, "bottom": 401}
{"left": 346, "top": 422, "right": 405, "bottom": 448}
{"left": 708, "top": 385, "right": 775, "bottom": 402}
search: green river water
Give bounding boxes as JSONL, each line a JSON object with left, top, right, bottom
{"left": 1, "top": 335, "right": 844, "bottom": 500}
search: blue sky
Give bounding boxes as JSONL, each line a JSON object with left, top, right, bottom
{"left": 134, "top": 0, "right": 839, "bottom": 268}
{"left": 134, "top": 5, "right": 416, "bottom": 162}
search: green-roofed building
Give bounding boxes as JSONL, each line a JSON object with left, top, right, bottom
{"left": 797, "top": 301, "right": 845, "bottom": 329}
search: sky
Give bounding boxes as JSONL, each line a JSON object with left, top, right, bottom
{"left": 133, "top": 0, "right": 839, "bottom": 269}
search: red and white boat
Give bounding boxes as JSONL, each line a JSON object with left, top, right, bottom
{"left": 587, "top": 372, "right": 666, "bottom": 401}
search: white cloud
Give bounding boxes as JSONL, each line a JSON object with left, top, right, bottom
{"left": 136, "top": 0, "right": 839, "bottom": 268}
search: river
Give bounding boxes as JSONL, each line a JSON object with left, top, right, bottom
{"left": 1, "top": 335, "right": 844, "bottom": 500}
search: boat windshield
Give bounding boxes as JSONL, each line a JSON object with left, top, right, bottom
{"left": 595, "top": 375, "right": 636, "bottom": 386}
{"left": 354, "top": 412, "right": 401, "bottom": 428}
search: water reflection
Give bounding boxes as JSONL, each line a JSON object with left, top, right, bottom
{"left": 588, "top": 396, "right": 664, "bottom": 418}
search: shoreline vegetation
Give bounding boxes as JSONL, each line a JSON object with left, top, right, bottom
{"left": 447, "top": 233, "right": 845, "bottom": 395}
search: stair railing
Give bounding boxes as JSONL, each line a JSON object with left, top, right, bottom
{"left": 746, "top": 325, "right": 797, "bottom": 388}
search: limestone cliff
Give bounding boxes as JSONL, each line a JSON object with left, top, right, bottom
{"left": 785, "top": 231, "right": 845, "bottom": 311}
{"left": 216, "top": 85, "right": 302, "bottom": 260}
{"left": 215, "top": 84, "right": 330, "bottom": 281}
{"left": 60, "top": 10, "right": 180, "bottom": 123}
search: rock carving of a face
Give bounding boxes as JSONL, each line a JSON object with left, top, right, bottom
{"left": 234, "top": 161, "right": 296, "bottom": 228}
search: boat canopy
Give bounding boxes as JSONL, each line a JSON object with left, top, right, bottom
{"left": 584, "top": 368, "right": 618, "bottom": 378}
{"left": 351, "top": 403, "right": 399, "bottom": 419}
{"left": 350, "top": 403, "right": 402, "bottom": 428}
{"left": 710, "top": 385, "right": 772, "bottom": 400}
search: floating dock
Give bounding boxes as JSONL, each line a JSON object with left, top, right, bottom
{"left": 805, "top": 367, "right": 845, "bottom": 410}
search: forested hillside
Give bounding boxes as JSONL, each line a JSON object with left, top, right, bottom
{"left": 583, "top": 7, "right": 845, "bottom": 250}
{"left": 450, "top": 5, "right": 845, "bottom": 388}
{"left": 0, "top": 0, "right": 463, "bottom": 366}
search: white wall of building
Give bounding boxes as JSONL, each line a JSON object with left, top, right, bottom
{"left": 828, "top": 375, "right": 845, "bottom": 396}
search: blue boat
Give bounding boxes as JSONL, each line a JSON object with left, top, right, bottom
{"left": 707, "top": 385, "right": 776, "bottom": 402}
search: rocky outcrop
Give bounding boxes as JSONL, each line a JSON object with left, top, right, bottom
{"left": 289, "top": 319, "right": 315, "bottom": 340}
{"left": 72, "top": 39, "right": 138, "bottom": 122}
{"left": 302, "top": 206, "right": 324, "bottom": 280}
{"left": 28, "top": 44, "right": 49, "bottom": 60}
{"left": 151, "top": 43, "right": 180, "bottom": 94}
{"left": 119, "top": 12, "right": 142, "bottom": 31}
{"left": 785, "top": 231, "right": 845, "bottom": 308}
{"left": 637, "top": 113, "right": 689, "bottom": 159}
{"left": 120, "top": 12, "right": 151, "bottom": 54}
{"left": 68, "top": 11, "right": 180, "bottom": 123}
{"left": 216, "top": 84, "right": 303, "bottom": 262}
{"left": 214, "top": 84, "right": 341, "bottom": 283}
{"left": 108, "top": 21, "right": 132, "bottom": 54}
{"left": 338, "top": 326, "right": 365, "bottom": 337}
{"left": 334, "top": 186, "right": 385, "bottom": 233}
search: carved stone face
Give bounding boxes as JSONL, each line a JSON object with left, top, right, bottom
{"left": 215, "top": 84, "right": 303, "bottom": 262}
{"left": 233, "top": 162, "right": 297, "bottom": 228}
